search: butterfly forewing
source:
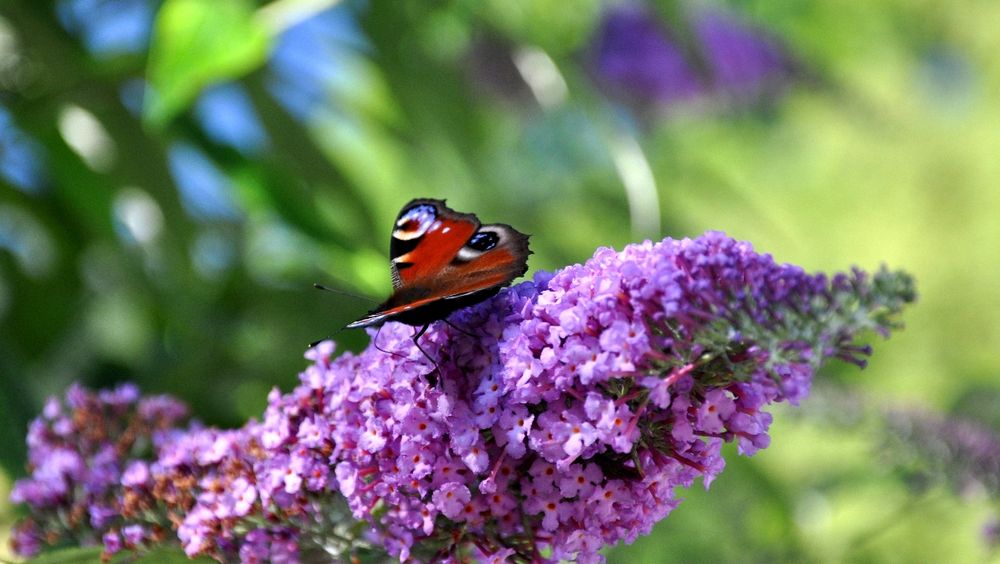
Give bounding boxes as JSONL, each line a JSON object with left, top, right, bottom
{"left": 346, "top": 199, "right": 530, "bottom": 329}
{"left": 389, "top": 200, "right": 478, "bottom": 290}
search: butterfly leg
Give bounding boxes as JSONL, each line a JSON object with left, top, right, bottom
{"left": 411, "top": 324, "right": 441, "bottom": 383}
{"left": 443, "top": 318, "right": 477, "bottom": 338}
{"left": 411, "top": 323, "right": 434, "bottom": 364}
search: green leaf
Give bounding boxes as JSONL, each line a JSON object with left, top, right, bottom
{"left": 22, "top": 544, "right": 216, "bottom": 563}
{"left": 475, "top": 0, "right": 602, "bottom": 56}
{"left": 25, "top": 546, "right": 104, "bottom": 564}
{"left": 144, "top": 0, "right": 271, "bottom": 129}
{"left": 121, "top": 547, "right": 215, "bottom": 563}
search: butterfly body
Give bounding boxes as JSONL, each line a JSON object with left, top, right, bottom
{"left": 346, "top": 199, "right": 530, "bottom": 330}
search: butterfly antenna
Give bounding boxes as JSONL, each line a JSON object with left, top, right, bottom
{"left": 308, "top": 328, "right": 346, "bottom": 349}
{"left": 309, "top": 283, "right": 379, "bottom": 348}
{"left": 312, "top": 283, "right": 375, "bottom": 304}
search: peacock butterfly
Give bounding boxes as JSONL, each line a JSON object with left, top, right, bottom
{"left": 345, "top": 199, "right": 530, "bottom": 353}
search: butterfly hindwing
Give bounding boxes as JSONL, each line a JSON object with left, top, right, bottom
{"left": 435, "top": 222, "right": 530, "bottom": 297}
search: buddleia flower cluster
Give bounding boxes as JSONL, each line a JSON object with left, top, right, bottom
{"left": 9, "top": 232, "right": 915, "bottom": 562}
{"left": 9, "top": 384, "right": 189, "bottom": 557}
{"left": 592, "top": 5, "right": 794, "bottom": 107}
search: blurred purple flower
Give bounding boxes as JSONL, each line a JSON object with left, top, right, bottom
{"left": 592, "top": 5, "right": 702, "bottom": 104}
{"left": 592, "top": 4, "right": 794, "bottom": 106}
{"left": 102, "top": 531, "right": 121, "bottom": 555}
{"left": 692, "top": 6, "right": 791, "bottom": 95}
{"left": 984, "top": 517, "right": 1000, "bottom": 551}
{"left": 122, "top": 524, "right": 146, "bottom": 547}
{"left": 9, "top": 383, "right": 189, "bottom": 558}
{"left": 885, "top": 408, "right": 1000, "bottom": 498}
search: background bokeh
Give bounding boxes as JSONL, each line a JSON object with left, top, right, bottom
{"left": 2, "top": 0, "right": 999, "bottom": 561}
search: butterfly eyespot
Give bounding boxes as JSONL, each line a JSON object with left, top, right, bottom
{"left": 467, "top": 231, "right": 499, "bottom": 252}
{"left": 393, "top": 204, "right": 438, "bottom": 240}
{"left": 397, "top": 204, "right": 437, "bottom": 227}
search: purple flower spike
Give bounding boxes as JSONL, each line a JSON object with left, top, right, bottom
{"left": 267, "top": 232, "right": 912, "bottom": 561}
{"left": 10, "top": 233, "right": 914, "bottom": 563}
{"left": 9, "top": 384, "right": 189, "bottom": 558}
{"left": 593, "top": 5, "right": 704, "bottom": 104}
{"left": 692, "top": 6, "right": 792, "bottom": 97}
{"left": 592, "top": 4, "right": 795, "bottom": 107}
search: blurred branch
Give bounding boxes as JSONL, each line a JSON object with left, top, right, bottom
{"left": 361, "top": 1, "right": 489, "bottom": 171}
{"left": 0, "top": 335, "right": 32, "bottom": 475}
{"left": 607, "top": 131, "right": 662, "bottom": 240}
{"left": 237, "top": 71, "right": 378, "bottom": 243}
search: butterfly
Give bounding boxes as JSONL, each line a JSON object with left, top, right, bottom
{"left": 345, "top": 199, "right": 531, "bottom": 363}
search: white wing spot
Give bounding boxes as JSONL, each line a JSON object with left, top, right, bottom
{"left": 455, "top": 246, "right": 482, "bottom": 262}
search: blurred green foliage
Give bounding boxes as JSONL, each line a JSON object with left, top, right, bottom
{"left": 145, "top": 0, "right": 270, "bottom": 128}
{"left": 1, "top": 0, "right": 999, "bottom": 562}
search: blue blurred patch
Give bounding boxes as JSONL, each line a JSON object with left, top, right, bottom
{"left": 195, "top": 83, "right": 269, "bottom": 156}
{"left": 56, "top": 0, "right": 153, "bottom": 58}
{"left": 0, "top": 105, "right": 47, "bottom": 193}
{"left": 192, "top": 230, "right": 237, "bottom": 278}
{"left": 167, "top": 143, "right": 241, "bottom": 221}
{"left": 267, "top": 5, "right": 368, "bottom": 119}
{"left": 918, "top": 46, "right": 977, "bottom": 116}
{"left": 118, "top": 78, "right": 147, "bottom": 116}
